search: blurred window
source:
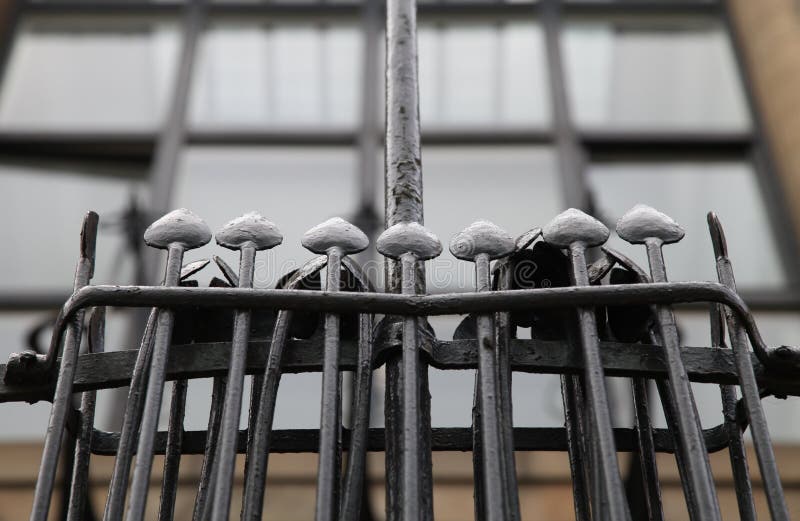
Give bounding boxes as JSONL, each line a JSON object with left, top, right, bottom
{"left": 563, "top": 19, "right": 749, "bottom": 131}
{"left": 418, "top": 21, "right": 550, "bottom": 128}
{"left": 0, "top": 16, "right": 180, "bottom": 131}
{"left": 191, "top": 22, "right": 362, "bottom": 129}
{"left": 0, "top": 161, "right": 144, "bottom": 290}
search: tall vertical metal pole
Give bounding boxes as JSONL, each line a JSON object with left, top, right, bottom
{"left": 384, "top": 0, "right": 433, "bottom": 518}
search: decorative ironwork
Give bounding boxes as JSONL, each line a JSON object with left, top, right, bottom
{"left": 1, "top": 203, "right": 798, "bottom": 520}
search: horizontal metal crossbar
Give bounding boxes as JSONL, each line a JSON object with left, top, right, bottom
{"left": 11, "top": 279, "right": 795, "bottom": 383}
{"left": 2, "top": 337, "right": 798, "bottom": 404}
{"left": 85, "top": 425, "right": 730, "bottom": 456}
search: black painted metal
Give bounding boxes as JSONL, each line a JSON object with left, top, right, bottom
{"left": 28, "top": 211, "right": 97, "bottom": 521}
{"left": 9, "top": 204, "right": 799, "bottom": 520}
{"left": 710, "top": 304, "right": 756, "bottom": 521}
{"left": 102, "top": 309, "right": 158, "bottom": 521}
{"left": 210, "top": 213, "right": 281, "bottom": 521}
{"left": 708, "top": 212, "right": 791, "bottom": 520}
{"left": 618, "top": 206, "right": 723, "bottom": 520}
{"left": 65, "top": 307, "right": 104, "bottom": 521}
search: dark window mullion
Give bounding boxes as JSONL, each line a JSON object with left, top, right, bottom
{"left": 541, "top": 0, "right": 588, "bottom": 211}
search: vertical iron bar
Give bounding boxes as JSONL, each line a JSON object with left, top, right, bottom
{"left": 384, "top": 0, "right": 433, "bottom": 517}
{"left": 240, "top": 311, "right": 294, "bottom": 521}
{"left": 710, "top": 304, "right": 756, "bottom": 521}
{"left": 29, "top": 212, "right": 98, "bottom": 521}
{"left": 339, "top": 257, "right": 376, "bottom": 520}
{"left": 471, "top": 380, "right": 486, "bottom": 521}
{"left": 192, "top": 376, "right": 226, "bottom": 521}
{"left": 242, "top": 372, "right": 261, "bottom": 517}
{"left": 339, "top": 312, "right": 375, "bottom": 519}
{"left": 59, "top": 426, "right": 77, "bottom": 521}
{"left": 648, "top": 345, "right": 699, "bottom": 521}
{"left": 125, "top": 245, "right": 185, "bottom": 521}
{"left": 629, "top": 378, "right": 663, "bottom": 521}
{"left": 315, "top": 250, "right": 344, "bottom": 521}
{"left": 567, "top": 242, "right": 631, "bottom": 521}
{"left": 158, "top": 379, "right": 188, "bottom": 521}
{"left": 644, "top": 240, "right": 722, "bottom": 520}
{"left": 559, "top": 355, "right": 591, "bottom": 520}
{"left": 102, "top": 309, "right": 158, "bottom": 521}
{"left": 400, "top": 253, "right": 422, "bottom": 521}
{"left": 474, "top": 253, "right": 510, "bottom": 521}
{"left": 241, "top": 258, "right": 327, "bottom": 521}
{"left": 495, "top": 264, "right": 521, "bottom": 521}
{"left": 211, "top": 245, "right": 257, "bottom": 520}
{"left": 709, "top": 214, "right": 790, "bottom": 520}
{"left": 66, "top": 307, "right": 105, "bottom": 521}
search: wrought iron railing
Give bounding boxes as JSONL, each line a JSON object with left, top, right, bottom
{"left": 0, "top": 203, "right": 798, "bottom": 520}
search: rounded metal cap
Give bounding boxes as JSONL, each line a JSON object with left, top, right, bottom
{"left": 377, "top": 222, "right": 442, "bottom": 260}
{"left": 301, "top": 217, "right": 369, "bottom": 255}
{"left": 144, "top": 208, "right": 212, "bottom": 250}
{"left": 216, "top": 212, "right": 283, "bottom": 251}
{"left": 449, "top": 220, "right": 515, "bottom": 261}
{"left": 542, "top": 208, "right": 609, "bottom": 248}
{"left": 616, "top": 204, "right": 685, "bottom": 245}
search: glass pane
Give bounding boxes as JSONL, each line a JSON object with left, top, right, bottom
{"left": 588, "top": 161, "right": 785, "bottom": 289}
{"left": 563, "top": 20, "right": 749, "bottom": 131}
{"left": 0, "top": 162, "right": 144, "bottom": 291}
{"left": 418, "top": 21, "right": 550, "bottom": 128}
{"left": 0, "top": 16, "right": 180, "bottom": 131}
{"left": 416, "top": 146, "right": 561, "bottom": 292}
{"left": 191, "top": 22, "right": 361, "bottom": 128}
